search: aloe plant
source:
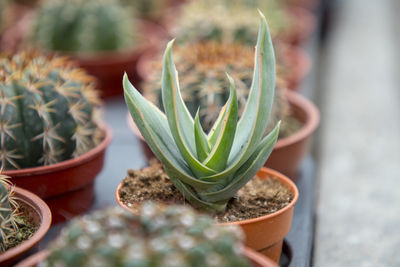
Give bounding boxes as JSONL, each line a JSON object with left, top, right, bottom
{"left": 124, "top": 11, "right": 279, "bottom": 212}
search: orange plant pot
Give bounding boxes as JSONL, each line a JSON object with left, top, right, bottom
{"left": 115, "top": 167, "right": 298, "bottom": 263}
{"left": 16, "top": 246, "right": 279, "bottom": 267}
{"left": 4, "top": 125, "right": 112, "bottom": 224}
{"left": 0, "top": 187, "right": 51, "bottom": 267}
{"left": 264, "top": 90, "right": 319, "bottom": 180}
{"left": 280, "top": 7, "right": 316, "bottom": 46}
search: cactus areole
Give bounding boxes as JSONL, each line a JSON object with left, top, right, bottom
{"left": 124, "top": 11, "right": 279, "bottom": 212}
{"left": 0, "top": 52, "right": 103, "bottom": 170}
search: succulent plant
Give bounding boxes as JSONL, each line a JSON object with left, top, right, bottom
{"left": 172, "top": 0, "right": 290, "bottom": 45}
{"left": 0, "top": 172, "right": 19, "bottom": 253}
{"left": 44, "top": 203, "right": 250, "bottom": 267}
{"left": 32, "top": 0, "right": 136, "bottom": 53}
{"left": 0, "top": 51, "right": 103, "bottom": 170}
{"left": 119, "top": 0, "right": 169, "bottom": 21}
{"left": 124, "top": 11, "right": 279, "bottom": 211}
{"left": 143, "top": 41, "right": 291, "bottom": 136}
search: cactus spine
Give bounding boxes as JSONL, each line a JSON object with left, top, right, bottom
{"left": 32, "top": 0, "right": 136, "bottom": 52}
{"left": 0, "top": 51, "right": 103, "bottom": 170}
{"left": 44, "top": 203, "right": 250, "bottom": 267}
{"left": 0, "top": 173, "right": 18, "bottom": 253}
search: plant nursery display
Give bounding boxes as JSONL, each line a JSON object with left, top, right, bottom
{"left": 16, "top": 203, "right": 278, "bottom": 267}
{"left": 30, "top": 0, "right": 157, "bottom": 98}
{"left": 120, "top": 11, "right": 299, "bottom": 262}
{"left": 0, "top": 173, "right": 51, "bottom": 266}
{"left": 0, "top": 51, "right": 111, "bottom": 223}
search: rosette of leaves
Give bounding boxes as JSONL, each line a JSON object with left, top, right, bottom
{"left": 172, "top": 0, "right": 290, "bottom": 45}
{"left": 124, "top": 11, "right": 280, "bottom": 211}
{"left": 44, "top": 203, "right": 250, "bottom": 267}
{"left": 32, "top": 0, "right": 136, "bottom": 53}
{"left": 143, "top": 41, "right": 291, "bottom": 136}
{"left": 0, "top": 51, "right": 103, "bottom": 170}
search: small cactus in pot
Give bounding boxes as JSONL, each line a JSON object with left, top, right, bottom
{"left": 31, "top": 0, "right": 137, "bottom": 53}
{"left": 0, "top": 51, "right": 103, "bottom": 170}
{"left": 44, "top": 203, "right": 250, "bottom": 266}
{"left": 124, "top": 11, "right": 280, "bottom": 211}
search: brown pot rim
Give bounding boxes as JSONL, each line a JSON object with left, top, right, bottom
{"left": 15, "top": 247, "right": 276, "bottom": 267}
{"left": 274, "top": 90, "right": 319, "bottom": 149}
{"left": 4, "top": 124, "right": 112, "bottom": 177}
{"left": 115, "top": 167, "right": 298, "bottom": 226}
{"left": 0, "top": 187, "right": 51, "bottom": 263}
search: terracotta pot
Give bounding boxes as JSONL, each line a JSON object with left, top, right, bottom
{"left": 277, "top": 44, "right": 311, "bottom": 90}
{"left": 0, "top": 187, "right": 51, "bottom": 267}
{"left": 264, "top": 90, "right": 319, "bottom": 180}
{"left": 127, "top": 90, "right": 319, "bottom": 181}
{"left": 280, "top": 7, "right": 316, "bottom": 45}
{"left": 116, "top": 167, "right": 298, "bottom": 263}
{"left": 69, "top": 22, "right": 167, "bottom": 99}
{"left": 5, "top": 125, "right": 112, "bottom": 224}
{"left": 16, "top": 247, "right": 278, "bottom": 267}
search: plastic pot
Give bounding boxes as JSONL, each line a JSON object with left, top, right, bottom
{"left": 5, "top": 125, "right": 112, "bottom": 224}
{"left": 116, "top": 167, "right": 298, "bottom": 263}
{"left": 0, "top": 187, "right": 51, "bottom": 266}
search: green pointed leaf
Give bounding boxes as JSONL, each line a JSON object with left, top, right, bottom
{"left": 199, "top": 122, "right": 280, "bottom": 202}
{"left": 123, "top": 74, "right": 217, "bottom": 190}
{"left": 198, "top": 13, "right": 276, "bottom": 182}
{"left": 207, "top": 103, "right": 227, "bottom": 146}
{"left": 203, "top": 74, "right": 238, "bottom": 172}
{"left": 161, "top": 40, "right": 217, "bottom": 177}
{"left": 194, "top": 109, "right": 210, "bottom": 162}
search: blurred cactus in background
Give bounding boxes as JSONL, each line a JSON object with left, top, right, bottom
{"left": 143, "top": 41, "right": 292, "bottom": 138}
{"left": 0, "top": 51, "right": 103, "bottom": 170}
{"left": 44, "top": 203, "right": 250, "bottom": 267}
{"left": 119, "top": 0, "right": 169, "bottom": 22}
{"left": 172, "top": 0, "right": 290, "bottom": 45}
{"left": 32, "top": 0, "right": 137, "bottom": 53}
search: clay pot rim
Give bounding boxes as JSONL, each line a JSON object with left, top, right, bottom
{"left": 15, "top": 247, "right": 276, "bottom": 267}
{"left": 274, "top": 90, "right": 319, "bottom": 149}
{"left": 115, "top": 167, "right": 298, "bottom": 226}
{"left": 4, "top": 124, "right": 112, "bottom": 177}
{"left": 0, "top": 187, "right": 51, "bottom": 264}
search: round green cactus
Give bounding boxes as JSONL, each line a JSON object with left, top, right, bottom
{"left": 172, "top": 0, "right": 290, "bottom": 45}
{"left": 143, "top": 41, "right": 290, "bottom": 136}
{"left": 44, "top": 203, "right": 250, "bottom": 267}
{"left": 0, "top": 51, "right": 103, "bottom": 170}
{"left": 32, "top": 0, "right": 136, "bottom": 53}
{"left": 0, "top": 173, "right": 18, "bottom": 252}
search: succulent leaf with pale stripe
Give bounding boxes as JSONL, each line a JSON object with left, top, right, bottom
{"left": 124, "top": 11, "right": 279, "bottom": 211}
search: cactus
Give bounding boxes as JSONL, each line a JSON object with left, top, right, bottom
{"left": 0, "top": 172, "right": 19, "bottom": 253}
{"left": 143, "top": 41, "right": 291, "bottom": 137}
{"left": 124, "top": 11, "right": 279, "bottom": 211}
{"left": 32, "top": 0, "right": 136, "bottom": 52}
{"left": 172, "top": 0, "right": 290, "bottom": 45}
{"left": 119, "top": 0, "right": 169, "bottom": 21}
{"left": 44, "top": 203, "right": 250, "bottom": 267}
{"left": 0, "top": 51, "right": 103, "bottom": 170}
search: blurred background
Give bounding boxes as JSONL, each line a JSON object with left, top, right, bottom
{"left": 1, "top": 0, "right": 399, "bottom": 266}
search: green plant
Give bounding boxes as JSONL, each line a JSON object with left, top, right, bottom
{"left": 124, "top": 11, "right": 279, "bottom": 211}
{"left": 0, "top": 172, "right": 18, "bottom": 253}
{"left": 143, "top": 41, "right": 291, "bottom": 136}
{"left": 119, "top": 0, "right": 168, "bottom": 21}
{"left": 44, "top": 203, "right": 250, "bottom": 266}
{"left": 0, "top": 51, "right": 103, "bottom": 170}
{"left": 172, "top": 0, "right": 290, "bottom": 45}
{"left": 32, "top": 0, "right": 136, "bottom": 52}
